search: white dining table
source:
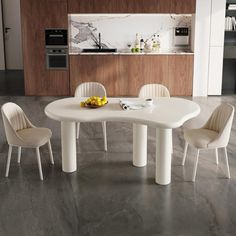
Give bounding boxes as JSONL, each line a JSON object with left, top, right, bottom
{"left": 45, "top": 97, "right": 200, "bottom": 185}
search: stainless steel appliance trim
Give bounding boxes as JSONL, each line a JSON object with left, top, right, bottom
{"left": 46, "top": 53, "right": 68, "bottom": 70}
{"left": 45, "top": 45, "right": 68, "bottom": 49}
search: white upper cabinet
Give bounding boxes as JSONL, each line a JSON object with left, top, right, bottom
{"left": 210, "top": 0, "right": 226, "bottom": 46}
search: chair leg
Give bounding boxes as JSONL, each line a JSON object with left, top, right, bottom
{"left": 224, "top": 147, "right": 231, "bottom": 179}
{"left": 5, "top": 145, "right": 13, "bottom": 177}
{"left": 36, "top": 147, "right": 43, "bottom": 181}
{"left": 102, "top": 121, "right": 107, "bottom": 151}
{"left": 48, "top": 140, "right": 54, "bottom": 165}
{"left": 17, "top": 146, "right": 22, "bottom": 164}
{"left": 182, "top": 142, "right": 188, "bottom": 166}
{"left": 215, "top": 148, "right": 219, "bottom": 165}
{"left": 76, "top": 122, "right": 80, "bottom": 139}
{"left": 192, "top": 149, "right": 200, "bottom": 182}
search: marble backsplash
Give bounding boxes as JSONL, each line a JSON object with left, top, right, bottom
{"left": 68, "top": 14, "right": 192, "bottom": 52}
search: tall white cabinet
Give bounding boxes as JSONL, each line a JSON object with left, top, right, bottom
{"left": 193, "top": 0, "right": 212, "bottom": 96}
{"left": 208, "top": 0, "right": 226, "bottom": 95}
{"left": 193, "top": 0, "right": 226, "bottom": 96}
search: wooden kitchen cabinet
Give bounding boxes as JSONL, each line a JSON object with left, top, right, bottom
{"left": 21, "top": 0, "right": 69, "bottom": 95}
{"left": 70, "top": 55, "right": 169, "bottom": 96}
{"left": 123, "top": 55, "right": 169, "bottom": 96}
{"left": 171, "top": 0, "right": 196, "bottom": 14}
{"left": 68, "top": 0, "right": 118, "bottom": 13}
{"left": 168, "top": 55, "right": 193, "bottom": 96}
{"left": 126, "top": 0, "right": 171, "bottom": 13}
{"left": 70, "top": 55, "right": 127, "bottom": 96}
{"left": 70, "top": 54, "right": 193, "bottom": 96}
{"left": 68, "top": 0, "right": 175, "bottom": 13}
{"left": 68, "top": 0, "right": 195, "bottom": 14}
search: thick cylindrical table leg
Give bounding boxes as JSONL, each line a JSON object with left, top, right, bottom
{"left": 61, "top": 121, "right": 77, "bottom": 173}
{"left": 156, "top": 128, "right": 172, "bottom": 185}
{"left": 133, "top": 123, "right": 147, "bottom": 167}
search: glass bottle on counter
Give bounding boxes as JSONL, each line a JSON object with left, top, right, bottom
{"left": 134, "top": 33, "right": 141, "bottom": 50}
{"left": 140, "top": 36, "right": 145, "bottom": 52}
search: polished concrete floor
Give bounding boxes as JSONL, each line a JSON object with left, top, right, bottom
{"left": 0, "top": 95, "right": 236, "bottom": 236}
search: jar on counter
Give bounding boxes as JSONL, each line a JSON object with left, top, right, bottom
{"left": 152, "top": 34, "right": 161, "bottom": 52}
{"left": 144, "top": 39, "right": 153, "bottom": 52}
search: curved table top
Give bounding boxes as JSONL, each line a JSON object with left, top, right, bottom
{"left": 45, "top": 97, "right": 200, "bottom": 129}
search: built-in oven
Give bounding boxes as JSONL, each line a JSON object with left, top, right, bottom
{"left": 45, "top": 29, "right": 68, "bottom": 70}
{"left": 46, "top": 48, "right": 68, "bottom": 70}
{"left": 45, "top": 29, "right": 68, "bottom": 47}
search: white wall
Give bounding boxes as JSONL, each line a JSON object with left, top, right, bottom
{"left": 0, "top": 1, "right": 5, "bottom": 70}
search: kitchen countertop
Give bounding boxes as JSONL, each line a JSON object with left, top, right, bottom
{"left": 69, "top": 49, "right": 194, "bottom": 55}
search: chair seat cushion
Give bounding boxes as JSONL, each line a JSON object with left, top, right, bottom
{"left": 17, "top": 127, "right": 52, "bottom": 148}
{"left": 184, "top": 128, "right": 219, "bottom": 149}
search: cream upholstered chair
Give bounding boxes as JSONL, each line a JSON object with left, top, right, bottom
{"left": 182, "top": 103, "right": 234, "bottom": 182}
{"left": 139, "top": 84, "right": 170, "bottom": 98}
{"left": 75, "top": 82, "right": 107, "bottom": 151}
{"left": 1, "top": 102, "right": 54, "bottom": 180}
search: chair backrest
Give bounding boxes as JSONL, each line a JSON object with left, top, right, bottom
{"left": 1, "top": 102, "right": 33, "bottom": 145}
{"left": 204, "top": 103, "right": 234, "bottom": 147}
{"left": 75, "top": 82, "right": 107, "bottom": 97}
{"left": 139, "top": 84, "right": 170, "bottom": 98}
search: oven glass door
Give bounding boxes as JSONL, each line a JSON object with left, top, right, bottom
{"left": 47, "top": 54, "right": 68, "bottom": 70}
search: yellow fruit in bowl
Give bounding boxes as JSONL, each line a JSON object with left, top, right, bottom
{"left": 101, "top": 96, "right": 107, "bottom": 103}
{"left": 80, "top": 102, "right": 85, "bottom": 107}
{"left": 81, "top": 95, "right": 108, "bottom": 108}
{"left": 85, "top": 98, "right": 91, "bottom": 105}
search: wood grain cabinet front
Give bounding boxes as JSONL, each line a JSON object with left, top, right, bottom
{"left": 168, "top": 55, "right": 194, "bottom": 96}
{"left": 68, "top": 0, "right": 195, "bottom": 13}
{"left": 70, "top": 55, "right": 121, "bottom": 96}
{"left": 171, "top": 0, "right": 196, "bottom": 14}
{"left": 122, "top": 55, "right": 169, "bottom": 96}
{"left": 70, "top": 55, "right": 193, "bottom": 96}
{"left": 21, "top": 0, "right": 69, "bottom": 96}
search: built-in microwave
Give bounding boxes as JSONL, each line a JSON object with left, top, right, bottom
{"left": 45, "top": 29, "right": 68, "bottom": 47}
